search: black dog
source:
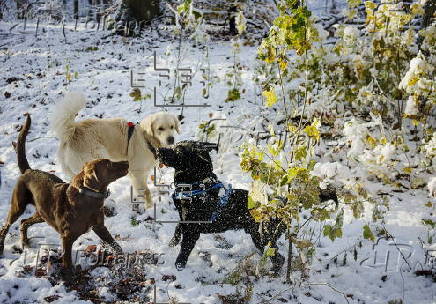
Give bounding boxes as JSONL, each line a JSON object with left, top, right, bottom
{"left": 158, "top": 141, "right": 286, "bottom": 272}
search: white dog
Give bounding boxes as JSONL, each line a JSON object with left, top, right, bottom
{"left": 50, "top": 92, "right": 180, "bottom": 207}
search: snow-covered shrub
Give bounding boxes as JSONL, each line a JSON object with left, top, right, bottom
{"left": 399, "top": 52, "right": 435, "bottom": 119}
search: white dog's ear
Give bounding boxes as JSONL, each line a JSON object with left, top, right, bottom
{"left": 173, "top": 115, "right": 181, "bottom": 134}
{"left": 141, "top": 115, "right": 155, "bottom": 137}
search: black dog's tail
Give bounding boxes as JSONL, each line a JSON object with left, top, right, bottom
{"left": 15, "top": 113, "right": 32, "bottom": 174}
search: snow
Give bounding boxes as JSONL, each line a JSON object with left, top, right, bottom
{"left": 404, "top": 95, "right": 419, "bottom": 116}
{"left": 343, "top": 25, "right": 359, "bottom": 45}
{"left": 428, "top": 177, "right": 436, "bottom": 198}
{"left": 0, "top": 10, "right": 435, "bottom": 304}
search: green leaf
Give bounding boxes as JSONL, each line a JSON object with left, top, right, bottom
{"left": 192, "top": 10, "right": 202, "bottom": 20}
{"left": 129, "top": 88, "right": 142, "bottom": 101}
{"left": 323, "top": 225, "right": 332, "bottom": 237}
{"left": 294, "top": 145, "right": 307, "bottom": 161}
{"left": 177, "top": 0, "right": 191, "bottom": 14}
{"left": 247, "top": 196, "right": 258, "bottom": 209}
{"left": 363, "top": 225, "right": 375, "bottom": 241}
{"left": 225, "top": 88, "right": 241, "bottom": 102}
{"left": 422, "top": 219, "right": 436, "bottom": 229}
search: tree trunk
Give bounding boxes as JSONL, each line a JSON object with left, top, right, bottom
{"left": 125, "top": 0, "right": 159, "bottom": 22}
{"left": 116, "top": 0, "right": 160, "bottom": 23}
{"left": 16, "top": 0, "right": 27, "bottom": 19}
{"left": 108, "top": 0, "right": 160, "bottom": 35}
{"left": 74, "top": 0, "right": 79, "bottom": 19}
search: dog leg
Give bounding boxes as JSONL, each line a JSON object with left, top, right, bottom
{"left": 143, "top": 182, "right": 152, "bottom": 209}
{"left": 128, "top": 170, "right": 152, "bottom": 209}
{"left": 169, "top": 224, "right": 182, "bottom": 247}
{"left": 19, "top": 213, "right": 44, "bottom": 249}
{"left": 92, "top": 225, "right": 123, "bottom": 255}
{"left": 61, "top": 235, "right": 75, "bottom": 274}
{"left": 246, "top": 222, "right": 285, "bottom": 274}
{"left": 265, "top": 221, "right": 286, "bottom": 274}
{"left": 270, "top": 249, "right": 285, "bottom": 274}
{"left": 0, "top": 182, "right": 30, "bottom": 256}
{"left": 175, "top": 230, "right": 200, "bottom": 270}
{"left": 245, "top": 224, "right": 265, "bottom": 254}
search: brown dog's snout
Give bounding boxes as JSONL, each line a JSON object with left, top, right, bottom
{"left": 167, "top": 136, "right": 175, "bottom": 145}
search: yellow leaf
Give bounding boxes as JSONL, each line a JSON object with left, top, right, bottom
{"left": 263, "top": 88, "right": 278, "bottom": 107}
{"left": 365, "top": 1, "right": 376, "bottom": 10}
{"left": 294, "top": 239, "right": 313, "bottom": 249}
{"left": 278, "top": 59, "right": 288, "bottom": 71}
{"left": 408, "top": 76, "right": 418, "bottom": 87}
{"left": 288, "top": 123, "right": 298, "bottom": 133}
{"left": 304, "top": 119, "right": 321, "bottom": 141}
{"left": 402, "top": 167, "right": 412, "bottom": 174}
{"left": 266, "top": 247, "right": 276, "bottom": 257}
{"left": 366, "top": 135, "right": 377, "bottom": 148}
{"left": 411, "top": 3, "right": 424, "bottom": 15}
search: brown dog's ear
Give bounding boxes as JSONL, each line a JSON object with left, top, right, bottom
{"left": 83, "top": 165, "right": 100, "bottom": 191}
{"left": 12, "top": 142, "right": 17, "bottom": 152}
{"left": 173, "top": 115, "right": 181, "bottom": 134}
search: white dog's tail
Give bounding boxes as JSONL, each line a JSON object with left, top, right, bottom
{"left": 50, "top": 92, "right": 86, "bottom": 141}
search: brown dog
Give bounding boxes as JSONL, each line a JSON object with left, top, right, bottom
{"left": 0, "top": 114, "right": 129, "bottom": 274}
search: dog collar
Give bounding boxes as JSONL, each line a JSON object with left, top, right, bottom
{"left": 78, "top": 187, "right": 109, "bottom": 199}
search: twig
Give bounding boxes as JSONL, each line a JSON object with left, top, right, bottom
{"left": 35, "top": 18, "right": 39, "bottom": 37}
{"left": 260, "top": 285, "right": 295, "bottom": 304}
{"left": 307, "top": 282, "right": 350, "bottom": 304}
{"left": 62, "top": 19, "right": 66, "bottom": 43}
{"left": 9, "top": 23, "right": 19, "bottom": 32}
{"left": 26, "top": 136, "right": 56, "bottom": 143}
{"left": 381, "top": 225, "right": 412, "bottom": 271}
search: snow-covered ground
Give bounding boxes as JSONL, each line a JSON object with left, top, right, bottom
{"left": 0, "top": 17, "right": 434, "bottom": 304}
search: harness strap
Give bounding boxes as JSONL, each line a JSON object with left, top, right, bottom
{"left": 145, "top": 138, "right": 157, "bottom": 158}
{"left": 172, "top": 182, "right": 233, "bottom": 222}
{"left": 127, "top": 122, "right": 135, "bottom": 142}
{"left": 126, "top": 122, "right": 135, "bottom": 154}
{"left": 173, "top": 182, "right": 224, "bottom": 199}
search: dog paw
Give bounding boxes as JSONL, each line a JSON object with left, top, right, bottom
{"left": 59, "top": 267, "right": 73, "bottom": 281}
{"left": 175, "top": 261, "right": 186, "bottom": 271}
{"left": 110, "top": 242, "right": 123, "bottom": 255}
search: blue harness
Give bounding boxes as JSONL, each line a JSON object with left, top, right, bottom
{"left": 172, "top": 182, "right": 233, "bottom": 222}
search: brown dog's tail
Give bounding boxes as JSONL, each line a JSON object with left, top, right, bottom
{"left": 16, "top": 113, "right": 31, "bottom": 174}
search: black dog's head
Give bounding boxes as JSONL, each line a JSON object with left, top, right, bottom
{"left": 157, "top": 141, "right": 218, "bottom": 184}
